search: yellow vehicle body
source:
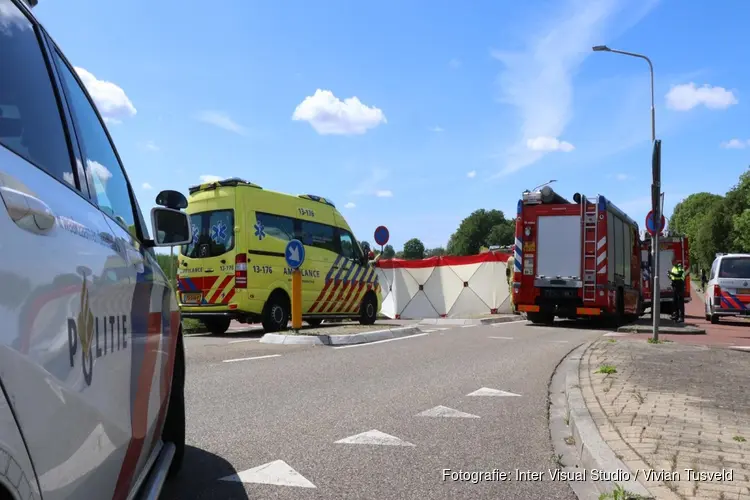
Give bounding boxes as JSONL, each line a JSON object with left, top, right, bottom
{"left": 177, "top": 178, "right": 382, "bottom": 334}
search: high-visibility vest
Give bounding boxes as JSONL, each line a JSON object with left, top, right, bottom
{"left": 669, "top": 266, "right": 685, "bottom": 282}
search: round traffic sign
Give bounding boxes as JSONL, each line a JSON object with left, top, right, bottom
{"left": 374, "top": 225, "right": 390, "bottom": 246}
{"left": 285, "top": 239, "right": 306, "bottom": 269}
{"left": 645, "top": 211, "right": 666, "bottom": 236}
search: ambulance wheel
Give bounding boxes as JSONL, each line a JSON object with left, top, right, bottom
{"left": 359, "top": 293, "right": 378, "bottom": 325}
{"left": 164, "top": 333, "right": 185, "bottom": 479}
{"left": 307, "top": 319, "right": 324, "bottom": 327}
{"left": 262, "top": 291, "right": 290, "bottom": 332}
{"left": 204, "top": 317, "right": 230, "bottom": 335}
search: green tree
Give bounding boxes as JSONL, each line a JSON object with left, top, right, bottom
{"left": 486, "top": 220, "right": 515, "bottom": 247}
{"left": 402, "top": 238, "right": 426, "bottom": 260}
{"left": 360, "top": 240, "right": 372, "bottom": 255}
{"left": 447, "top": 209, "right": 509, "bottom": 256}
{"left": 669, "top": 192, "right": 724, "bottom": 265}
{"left": 694, "top": 202, "right": 734, "bottom": 271}
{"left": 382, "top": 244, "right": 396, "bottom": 259}
{"left": 425, "top": 247, "right": 446, "bottom": 257}
{"left": 724, "top": 169, "right": 750, "bottom": 252}
{"left": 155, "top": 253, "right": 179, "bottom": 287}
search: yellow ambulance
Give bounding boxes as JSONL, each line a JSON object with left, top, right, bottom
{"left": 177, "top": 178, "right": 382, "bottom": 335}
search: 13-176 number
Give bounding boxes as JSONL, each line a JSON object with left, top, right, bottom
{"left": 298, "top": 208, "right": 315, "bottom": 217}
{"left": 252, "top": 265, "right": 273, "bottom": 274}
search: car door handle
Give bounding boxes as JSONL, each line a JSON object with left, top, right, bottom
{"left": 0, "top": 186, "right": 56, "bottom": 233}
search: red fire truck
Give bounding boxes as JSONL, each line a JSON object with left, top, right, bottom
{"left": 512, "top": 187, "right": 642, "bottom": 324}
{"left": 640, "top": 233, "right": 691, "bottom": 317}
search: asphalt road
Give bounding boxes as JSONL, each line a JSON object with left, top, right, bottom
{"left": 162, "top": 319, "right": 607, "bottom": 500}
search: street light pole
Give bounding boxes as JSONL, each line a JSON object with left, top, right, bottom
{"left": 532, "top": 179, "right": 557, "bottom": 192}
{"left": 592, "top": 45, "right": 660, "bottom": 341}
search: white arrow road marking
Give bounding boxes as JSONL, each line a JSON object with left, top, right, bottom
{"left": 335, "top": 429, "right": 415, "bottom": 446}
{"left": 491, "top": 320, "right": 528, "bottom": 326}
{"left": 488, "top": 336, "right": 514, "bottom": 340}
{"left": 417, "top": 405, "right": 480, "bottom": 418}
{"left": 466, "top": 387, "right": 522, "bottom": 397}
{"left": 223, "top": 354, "right": 281, "bottom": 363}
{"left": 219, "top": 460, "right": 316, "bottom": 488}
{"left": 333, "top": 332, "right": 428, "bottom": 349}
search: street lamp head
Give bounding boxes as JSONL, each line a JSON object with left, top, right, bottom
{"left": 592, "top": 45, "right": 610, "bottom": 52}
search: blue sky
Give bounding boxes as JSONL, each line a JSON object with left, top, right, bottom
{"left": 34, "top": 0, "right": 750, "bottom": 251}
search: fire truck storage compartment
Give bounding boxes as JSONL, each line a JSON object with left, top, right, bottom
{"left": 606, "top": 209, "right": 634, "bottom": 285}
{"left": 537, "top": 215, "right": 582, "bottom": 279}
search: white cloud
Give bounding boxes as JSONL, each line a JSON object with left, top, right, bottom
{"left": 144, "top": 140, "right": 159, "bottom": 151}
{"left": 449, "top": 58, "right": 461, "bottom": 69}
{"left": 0, "top": 2, "right": 30, "bottom": 34}
{"left": 665, "top": 83, "right": 738, "bottom": 111}
{"left": 75, "top": 67, "right": 136, "bottom": 124}
{"left": 616, "top": 173, "right": 629, "bottom": 181}
{"left": 350, "top": 168, "right": 389, "bottom": 197}
{"left": 720, "top": 138, "right": 749, "bottom": 149}
{"left": 292, "top": 89, "right": 386, "bottom": 135}
{"left": 197, "top": 111, "right": 247, "bottom": 135}
{"left": 344, "top": 202, "right": 356, "bottom": 209}
{"left": 375, "top": 190, "right": 393, "bottom": 198}
{"left": 199, "top": 175, "right": 223, "bottom": 183}
{"left": 490, "top": 0, "right": 657, "bottom": 176}
{"left": 526, "top": 136, "right": 575, "bottom": 152}
{"left": 467, "top": 170, "right": 477, "bottom": 178}
{"left": 429, "top": 126, "right": 445, "bottom": 133}
{"left": 142, "top": 182, "right": 153, "bottom": 190}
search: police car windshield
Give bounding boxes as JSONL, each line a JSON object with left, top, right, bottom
{"left": 719, "top": 257, "right": 750, "bottom": 279}
{"left": 181, "top": 210, "right": 235, "bottom": 258}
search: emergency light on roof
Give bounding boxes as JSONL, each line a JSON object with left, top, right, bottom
{"left": 187, "top": 177, "right": 262, "bottom": 194}
{"left": 298, "top": 194, "right": 336, "bottom": 208}
{"left": 22, "top": 0, "right": 38, "bottom": 8}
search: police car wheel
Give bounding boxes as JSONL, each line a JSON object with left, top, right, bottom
{"left": 359, "top": 294, "right": 377, "bottom": 325}
{"left": 262, "top": 292, "right": 290, "bottom": 332}
{"left": 164, "top": 334, "right": 185, "bottom": 479}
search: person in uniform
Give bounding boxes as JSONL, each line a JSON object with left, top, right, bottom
{"left": 668, "top": 261, "right": 686, "bottom": 323}
{"left": 700, "top": 268, "right": 707, "bottom": 291}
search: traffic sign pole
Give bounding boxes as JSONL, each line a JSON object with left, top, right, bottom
{"left": 285, "top": 239, "right": 306, "bottom": 331}
{"left": 292, "top": 270, "right": 302, "bottom": 330}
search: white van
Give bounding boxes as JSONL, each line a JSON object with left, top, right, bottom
{"left": 704, "top": 253, "right": 750, "bottom": 323}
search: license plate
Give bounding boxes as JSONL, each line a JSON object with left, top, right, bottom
{"left": 181, "top": 292, "right": 203, "bottom": 304}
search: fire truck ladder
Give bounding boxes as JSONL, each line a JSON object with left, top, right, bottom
{"left": 581, "top": 195, "right": 599, "bottom": 302}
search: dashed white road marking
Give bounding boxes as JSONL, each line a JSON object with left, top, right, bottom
{"left": 467, "top": 387, "right": 522, "bottom": 397}
{"left": 228, "top": 339, "right": 260, "bottom": 344}
{"left": 223, "top": 354, "right": 281, "bottom": 363}
{"left": 603, "top": 332, "right": 629, "bottom": 337}
{"left": 417, "top": 406, "right": 480, "bottom": 418}
{"left": 730, "top": 346, "right": 750, "bottom": 351}
{"left": 420, "top": 329, "right": 437, "bottom": 333}
{"left": 333, "top": 332, "right": 429, "bottom": 349}
{"left": 461, "top": 324, "right": 477, "bottom": 328}
{"left": 220, "top": 460, "right": 316, "bottom": 488}
{"left": 488, "top": 336, "right": 514, "bottom": 340}
{"left": 335, "top": 429, "right": 415, "bottom": 447}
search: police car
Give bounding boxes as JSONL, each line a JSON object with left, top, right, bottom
{"left": 704, "top": 253, "right": 750, "bottom": 324}
{"left": 0, "top": 0, "right": 192, "bottom": 498}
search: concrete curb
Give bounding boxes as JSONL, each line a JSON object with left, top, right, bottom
{"left": 551, "top": 342, "right": 655, "bottom": 499}
{"left": 418, "top": 315, "right": 519, "bottom": 326}
{"left": 616, "top": 324, "right": 706, "bottom": 334}
{"left": 260, "top": 325, "right": 421, "bottom": 346}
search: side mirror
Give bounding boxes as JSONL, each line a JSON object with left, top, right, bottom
{"left": 155, "top": 189, "right": 188, "bottom": 210}
{"left": 150, "top": 207, "right": 192, "bottom": 246}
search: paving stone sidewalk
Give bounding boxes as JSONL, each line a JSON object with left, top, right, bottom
{"left": 581, "top": 338, "right": 750, "bottom": 499}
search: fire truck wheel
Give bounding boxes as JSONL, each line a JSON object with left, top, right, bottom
{"left": 527, "top": 312, "right": 554, "bottom": 325}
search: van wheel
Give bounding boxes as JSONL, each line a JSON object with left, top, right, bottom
{"left": 163, "top": 333, "right": 185, "bottom": 479}
{"left": 262, "top": 292, "right": 290, "bottom": 332}
{"left": 204, "top": 317, "right": 230, "bottom": 335}
{"left": 710, "top": 312, "right": 719, "bottom": 324}
{"left": 307, "top": 319, "right": 323, "bottom": 327}
{"left": 359, "top": 293, "right": 377, "bottom": 325}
